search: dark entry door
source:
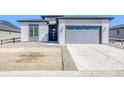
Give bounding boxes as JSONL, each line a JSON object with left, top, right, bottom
{"left": 49, "top": 25, "right": 57, "bottom": 41}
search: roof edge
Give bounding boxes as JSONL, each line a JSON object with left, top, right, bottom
{"left": 17, "top": 19, "right": 48, "bottom": 23}
{"left": 42, "top": 15, "right": 64, "bottom": 19}
{"left": 109, "top": 24, "right": 124, "bottom": 30}
{"left": 57, "top": 17, "right": 114, "bottom": 20}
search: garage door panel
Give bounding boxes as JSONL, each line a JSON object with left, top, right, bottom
{"left": 66, "top": 30, "right": 100, "bottom": 44}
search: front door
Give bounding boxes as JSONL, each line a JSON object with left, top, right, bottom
{"left": 49, "top": 25, "right": 57, "bottom": 41}
{"left": 29, "top": 24, "right": 39, "bottom": 41}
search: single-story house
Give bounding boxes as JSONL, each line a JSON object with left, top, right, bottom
{"left": 0, "top": 20, "right": 20, "bottom": 40}
{"left": 109, "top": 24, "right": 124, "bottom": 39}
{"left": 18, "top": 16, "right": 113, "bottom": 44}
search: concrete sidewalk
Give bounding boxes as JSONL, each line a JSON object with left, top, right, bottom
{"left": 67, "top": 44, "right": 124, "bottom": 71}
{"left": 0, "top": 71, "right": 124, "bottom": 77}
{"left": 0, "top": 71, "right": 92, "bottom": 77}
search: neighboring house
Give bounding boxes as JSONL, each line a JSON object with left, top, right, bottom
{"left": 0, "top": 20, "right": 20, "bottom": 40}
{"left": 109, "top": 24, "right": 124, "bottom": 39}
{"left": 18, "top": 16, "right": 113, "bottom": 44}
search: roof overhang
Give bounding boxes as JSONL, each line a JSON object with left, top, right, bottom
{"left": 57, "top": 16, "right": 114, "bottom": 21}
{"left": 17, "top": 19, "right": 48, "bottom": 23}
{"left": 42, "top": 15, "right": 64, "bottom": 19}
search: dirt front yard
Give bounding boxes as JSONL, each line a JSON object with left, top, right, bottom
{"left": 0, "top": 45, "right": 62, "bottom": 71}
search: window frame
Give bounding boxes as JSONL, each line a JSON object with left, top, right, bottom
{"left": 28, "top": 24, "right": 39, "bottom": 37}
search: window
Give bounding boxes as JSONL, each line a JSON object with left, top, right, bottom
{"left": 117, "top": 30, "right": 120, "bottom": 35}
{"left": 29, "top": 25, "right": 33, "bottom": 37}
{"left": 34, "top": 26, "right": 38, "bottom": 36}
{"left": 66, "top": 26, "right": 100, "bottom": 30}
{"left": 29, "top": 24, "right": 39, "bottom": 37}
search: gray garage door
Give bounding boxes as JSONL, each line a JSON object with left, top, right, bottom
{"left": 65, "top": 26, "right": 101, "bottom": 44}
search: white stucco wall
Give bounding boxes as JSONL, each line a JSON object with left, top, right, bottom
{"left": 20, "top": 22, "right": 48, "bottom": 42}
{"left": 39, "top": 24, "right": 48, "bottom": 42}
{"left": 101, "top": 20, "right": 109, "bottom": 43}
{"left": 20, "top": 22, "right": 28, "bottom": 41}
{"left": 58, "top": 19, "right": 109, "bottom": 44}
{"left": 58, "top": 19, "right": 66, "bottom": 44}
{"left": 20, "top": 18, "right": 110, "bottom": 44}
{"left": 44, "top": 17, "right": 57, "bottom": 24}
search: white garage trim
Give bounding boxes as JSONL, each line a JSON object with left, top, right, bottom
{"left": 65, "top": 26, "right": 102, "bottom": 44}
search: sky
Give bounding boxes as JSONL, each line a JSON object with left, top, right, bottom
{"left": 0, "top": 15, "right": 41, "bottom": 28}
{"left": 0, "top": 15, "right": 124, "bottom": 28}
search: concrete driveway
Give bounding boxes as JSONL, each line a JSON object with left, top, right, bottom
{"left": 67, "top": 44, "right": 124, "bottom": 76}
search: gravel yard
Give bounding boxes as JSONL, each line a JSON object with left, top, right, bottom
{"left": 0, "top": 44, "right": 63, "bottom": 71}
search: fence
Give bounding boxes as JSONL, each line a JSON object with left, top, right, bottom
{"left": 109, "top": 38, "right": 124, "bottom": 44}
{"left": 1, "top": 37, "right": 21, "bottom": 45}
